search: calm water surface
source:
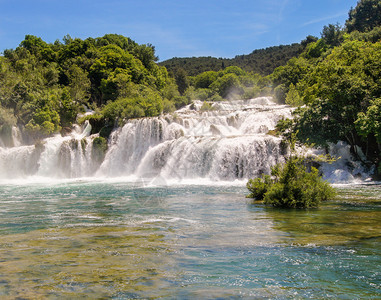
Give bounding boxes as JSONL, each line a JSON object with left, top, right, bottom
{"left": 0, "top": 181, "right": 380, "bottom": 299}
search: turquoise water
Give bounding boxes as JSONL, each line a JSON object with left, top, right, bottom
{"left": 0, "top": 181, "right": 380, "bottom": 299}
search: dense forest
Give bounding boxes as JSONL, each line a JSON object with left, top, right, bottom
{"left": 0, "top": 34, "right": 187, "bottom": 145}
{"left": 160, "top": 43, "right": 304, "bottom": 76}
{"left": 0, "top": 0, "right": 380, "bottom": 177}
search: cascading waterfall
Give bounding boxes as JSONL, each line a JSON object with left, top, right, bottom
{"left": 0, "top": 97, "right": 371, "bottom": 182}
{"left": 97, "top": 97, "right": 291, "bottom": 180}
{"left": 0, "top": 121, "right": 95, "bottom": 180}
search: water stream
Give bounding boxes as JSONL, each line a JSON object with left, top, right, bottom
{"left": 2, "top": 97, "right": 290, "bottom": 182}
{"left": 0, "top": 97, "right": 369, "bottom": 183}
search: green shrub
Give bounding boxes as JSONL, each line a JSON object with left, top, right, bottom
{"left": 209, "top": 93, "right": 223, "bottom": 102}
{"left": 162, "top": 98, "right": 176, "bottom": 114}
{"left": 78, "top": 113, "right": 107, "bottom": 135}
{"left": 200, "top": 102, "right": 214, "bottom": 111}
{"left": 274, "top": 84, "right": 287, "bottom": 103}
{"left": 247, "top": 156, "right": 336, "bottom": 208}
{"left": 246, "top": 175, "right": 273, "bottom": 199}
{"left": 243, "top": 86, "right": 261, "bottom": 100}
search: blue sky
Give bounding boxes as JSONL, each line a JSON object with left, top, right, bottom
{"left": 0, "top": 0, "right": 358, "bottom": 61}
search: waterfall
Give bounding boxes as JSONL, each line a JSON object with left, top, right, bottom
{"left": 0, "top": 97, "right": 370, "bottom": 183}
{"left": 0, "top": 121, "right": 95, "bottom": 180}
{"left": 97, "top": 97, "right": 291, "bottom": 180}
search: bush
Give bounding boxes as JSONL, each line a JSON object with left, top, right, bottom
{"left": 243, "top": 86, "right": 261, "bottom": 100}
{"left": 200, "top": 102, "right": 214, "bottom": 111}
{"left": 247, "top": 156, "right": 336, "bottom": 208}
{"left": 246, "top": 175, "right": 272, "bottom": 199}
{"left": 162, "top": 98, "right": 176, "bottom": 114}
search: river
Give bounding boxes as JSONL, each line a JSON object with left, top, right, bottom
{"left": 0, "top": 181, "right": 379, "bottom": 299}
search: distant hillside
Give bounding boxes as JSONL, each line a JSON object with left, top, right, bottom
{"left": 160, "top": 43, "right": 303, "bottom": 76}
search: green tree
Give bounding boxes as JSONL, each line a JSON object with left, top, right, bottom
{"left": 304, "top": 39, "right": 328, "bottom": 59}
{"left": 210, "top": 73, "right": 244, "bottom": 99}
{"left": 321, "top": 23, "right": 344, "bottom": 47}
{"left": 223, "top": 66, "right": 246, "bottom": 76}
{"left": 247, "top": 157, "right": 336, "bottom": 208}
{"left": 356, "top": 98, "right": 381, "bottom": 144}
{"left": 66, "top": 64, "right": 91, "bottom": 104}
{"left": 175, "top": 68, "right": 189, "bottom": 95}
{"left": 298, "top": 40, "right": 381, "bottom": 147}
{"left": 25, "top": 106, "right": 61, "bottom": 136}
{"left": 285, "top": 83, "right": 303, "bottom": 106}
{"left": 346, "top": 0, "right": 381, "bottom": 33}
{"left": 193, "top": 71, "right": 219, "bottom": 89}
{"left": 59, "top": 88, "right": 79, "bottom": 127}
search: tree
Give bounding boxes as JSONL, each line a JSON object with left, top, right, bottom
{"left": 247, "top": 157, "right": 336, "bottom": 208}
{"left": 355, "top": 98, "right": 381, "bottom": 174}
{"left": 356, "top": 98, "right": 381, "bottom": 144}
{"left": 0, "top": 33, "right": 173, "bottom": 143}
{"left": 19, "top": 35, "right": 56, "bottom": 61}
{"left": 25, "top": 106, "right": 61, "bottom": 136}
{"left": 210, "top": 73, "right": 244, "bottom": 99}
{"left": 301, "top": 35, "right": 318, "bottom": 48}
{"left": 223, "top": 66, "right": 246, "bottom": 76}
{"left": 298, "top": 40, "right": 381, "bottom": 147}
{"left": 0, "top": 106, "right": 17, "bottom": 147}
{"left": 59, "top": 88, "right": 79, "bottom": 127}
{"left": 66, "top": 65, "right": 91, "bottom": 104}
{"left": 285, "top": 83, "right": 303, "bottom": 106}
{"left": 321, "top": 23, "right": 344, "bottom": 47}
{"left": 174, "top": 68, "right": 189, "bottom": 95}
{"left": 346, "top": 0, "right": 381, "bottom": 33}
{"left": 135, "top": 43, "right": 158, "bottom": 70}
{"left": 304, "top": 39, "right": 328, "bottom": 59}
{"left": 193, "top": 71, "right": 219, "bottom": 89}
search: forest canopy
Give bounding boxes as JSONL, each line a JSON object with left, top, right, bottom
{"left": 0, "top": 34, "right": 176, "bottom": 143}
{"left": 160, "top": 43, "right": 303, "bottom": 77}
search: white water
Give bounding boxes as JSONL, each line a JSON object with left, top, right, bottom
{"left": 97, "top": 98, "right": 290, "bottom": 181}
{"left": 0, "top": 121, "right": 95, "bottom": 180}
{"left": 0, "top": 97, "right": 370, "bottom": 183}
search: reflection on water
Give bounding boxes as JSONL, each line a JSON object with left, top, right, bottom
{"left": 0, "top": 182, "right": 379, "bottom": 298}
{"left": 264, "top": 184, "right": 381, "bottom": 246}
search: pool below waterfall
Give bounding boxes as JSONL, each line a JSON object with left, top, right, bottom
{"left": 0, "top": 181, "right": 379, "bottom": 299}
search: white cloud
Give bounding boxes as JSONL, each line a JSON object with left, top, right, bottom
{"left": 302, "top": 11, "right": 347, "bottom": 26}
